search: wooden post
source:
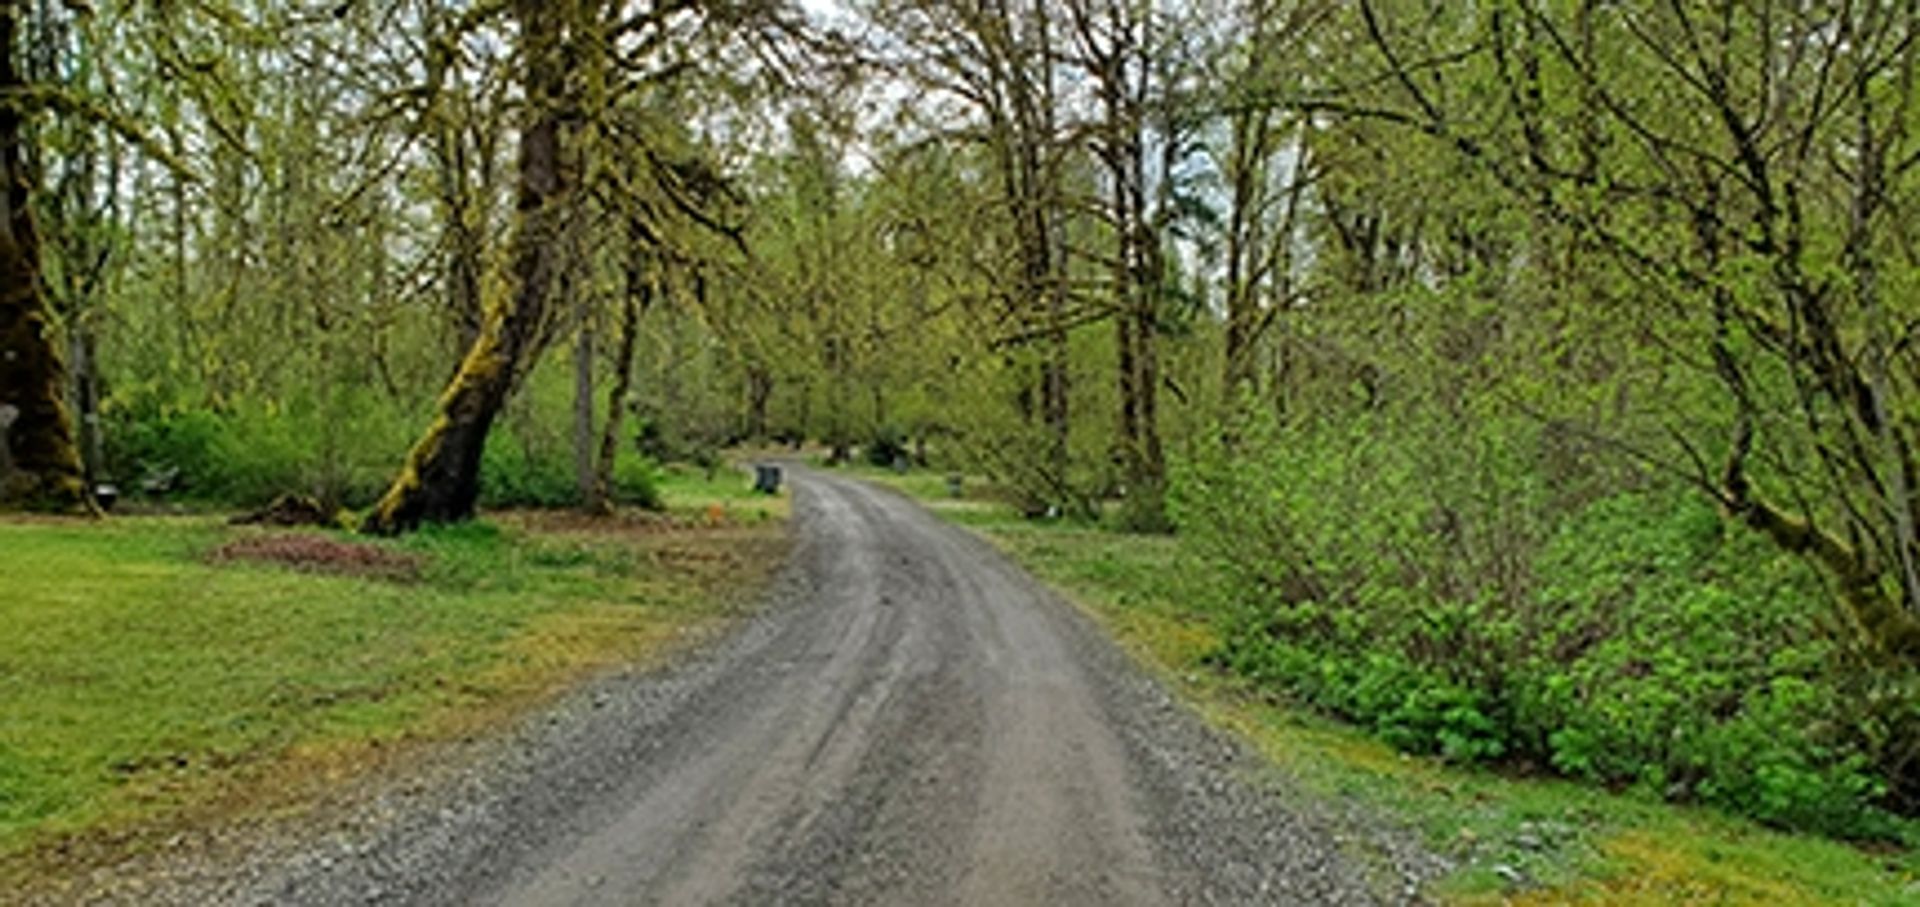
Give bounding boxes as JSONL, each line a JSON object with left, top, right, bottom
{"left": 0, "top": 403, "right": 17, "bottom": 483}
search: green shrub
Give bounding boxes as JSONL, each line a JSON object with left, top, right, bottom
{"left": 476, "top": 431, "right": 663, "bottom": 511}
{"left": 478, "top": 432, "right": 578, "bottom": 508}
{"left": 865, "top": 425, "right": 910, "bottom": 469}
{"left": 1176, "top": 409, "right": 1909, "bottom": 838}
{"left": 106, "top": 389, "right": 661, "bottom": 514}
{"left": 611, "top": 455, "right": 665, "bottom": 511}
{"left": 106, "top": 391, "right": 410, "bottom": 507}
{"left": 1515, "top": 493, "right": 1888, "bottom": 834}
{"left": 113, "top": 406, "right": 231, "bottom": 495}
{"left": 634, "top": 413, "right": 720, "bottom": 472}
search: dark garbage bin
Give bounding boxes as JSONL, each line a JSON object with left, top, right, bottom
{"left": 946, "top": 474, "right": 964, "bottom": 498}
{"left": 753, "top": 464, "right": 782, "bottom": 495}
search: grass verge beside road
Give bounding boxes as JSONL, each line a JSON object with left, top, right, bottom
{"left": 0, "top": 466, "right": 787, "bottom": 889}
{"left": 849, "top": 464, "right": 1920, "bottom": 906}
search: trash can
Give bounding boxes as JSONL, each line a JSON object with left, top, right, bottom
{"left": 753, "top": 464, "right": 782, "bottom": 495}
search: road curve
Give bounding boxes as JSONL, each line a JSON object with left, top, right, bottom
{"left": 173, "top": 469, "right": 1428, "bottom": 905}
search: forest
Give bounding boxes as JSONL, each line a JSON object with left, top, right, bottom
{"left": 9, "top": 0, "right": 1920, "bottom": 889}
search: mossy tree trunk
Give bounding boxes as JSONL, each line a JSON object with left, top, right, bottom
{"left": 0, "top": 1, "right": 90, "bottom": 514}
{"left": 589, "top": 255, "right": 648, "bottom": 514}
{"left": 745, "top": 363, "right": 772, "bottom": 441}
{"left": 363, "top": 0, "right": 570, "bottom": 535}
{"left": 573, "top": 316, "right": 596, "bottom": 506}
{"left": 562, "top": 180, "right": 594, "bottom": 509}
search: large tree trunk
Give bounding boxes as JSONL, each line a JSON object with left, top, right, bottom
{"left": 67, "top": 320, "right": 101, "bottom": 481}
{"left": 1076, "top": 0, "right": 1167, "bottom": 531}
{"left": 363, "top": 0, "right": 568, "bottom": 535}
{"left": 573, "top": 318, "right": 595, "bottom": 506}
{"left": 0, "top": 1, "right": 89, "bottom": 513}
{"left": 43, "top": 20, "right": 113, "bottom": 487}
{"left": 589, "top": 273, "right": 647, "bottom": 514}
{"left": 1110, "top": 132, "right": 1168, "bottom": 530}
{"left": 1029, "top": 182, "right": 1070, "bottom": 504}
{"left": 1114, "top": 304, "right": 1138, "bottom": 479}
{"left": 1130, "top": 294, "right": 1166, "bottom": 524}
{"left": 1221, "top": 105, "right": 1267, "bottom": 401}
{"left": 1043, "top": 322, "right": 1068, "bottom": 485}
{"left": 745, "top": 364, "right": 772, "bottom": 441}
{"left": 826, "top": 339, "right": 851, "bottom": 465}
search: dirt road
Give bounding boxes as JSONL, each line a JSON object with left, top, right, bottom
{"left": 126, "top": 469, "right": 1429, "bottom": 905}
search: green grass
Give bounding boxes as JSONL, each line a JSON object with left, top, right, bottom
{"left": 0, "top": 468, "right": 786, "bottom": 882}
{"left": 655, "top": 461, "right": 790, "bottom": 522}
{"left": 855, "top": 465, "right": 1920, "bottom": 906}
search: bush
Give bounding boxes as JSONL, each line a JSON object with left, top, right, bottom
{"left": 1515, "top": 494, "right": 1887, "bottom": 834}
{"left": 1176, "top": 408, "right": 1908, "bottom": 837}
{"left": 106, "top": 391, "right": 409, "bottom": 508}
{"left": 478, "top": 432, "right": 578, "bottom": 508}
{"left": 611, "top": 455, "right": 664, "bottom": 511}
{"left": 634, "top": 413, "right": 720, "bottom": 472}
{"left": 865, "top": 426, "right": 911, "bottom": 469}
{"left": 107, "top": 391, "right": 662, "bottom": 514}
{"left": 477, "top": 432, "right": 663, "bottom": 511}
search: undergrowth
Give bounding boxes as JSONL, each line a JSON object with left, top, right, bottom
{"left": 1174, "top": 410, "right": 1920, "bottom": 841}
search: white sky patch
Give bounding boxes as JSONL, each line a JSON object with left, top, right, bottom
{"left": 797, "top": 0, "right": 860, "bottom": 31}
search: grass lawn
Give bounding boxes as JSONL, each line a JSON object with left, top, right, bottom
{"left": 845, "top": 463, "right": 1920, "bottom": 906}
{"left": 0, "top": 466, "right": 787, "bottom": 885}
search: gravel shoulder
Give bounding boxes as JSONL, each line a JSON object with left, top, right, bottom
{"left": 37, "top": 469, "right": 1437, "bottom": 905}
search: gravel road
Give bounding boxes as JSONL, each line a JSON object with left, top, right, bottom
{"left": 51, "top": 468, "right": 1437, "bottom": 906}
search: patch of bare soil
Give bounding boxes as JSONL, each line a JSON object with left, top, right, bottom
{"left": 207, "top": 533, "right": 421, "bottom": 581}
